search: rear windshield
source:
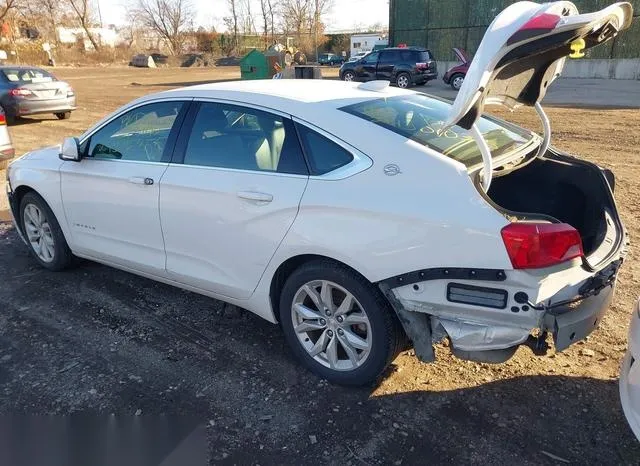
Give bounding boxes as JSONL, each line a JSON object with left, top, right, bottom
{"left": 2, "top": 68, "right": 54, "bottom": 84}
{"left": 340, "top": 94, "right": 532, "bottom": 168}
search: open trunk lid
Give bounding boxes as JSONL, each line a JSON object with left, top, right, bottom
{"left": 453, "top": 47, "right": 469, "bottom": 63}
{"left": 444, "top": 1, "right": 633, "bottom": 130}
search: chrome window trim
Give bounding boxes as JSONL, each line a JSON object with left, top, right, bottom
{"left": 291, "top": 116, "right": 373, "bottom": 180}
{"left": 192, "top": 97, "right": 291, "bottom": 119}
{"left": 167, "top": 163, "right": 308, "bottom": 180}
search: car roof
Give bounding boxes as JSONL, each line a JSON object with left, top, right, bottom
{"left": 0, "top": 65, "right": 43, "bottom": 70}
{"left": 153, "top": 79, "right": 411, "bottom": 116}
{"left": 381, "top": 47, "right": 428, "bottom": 52}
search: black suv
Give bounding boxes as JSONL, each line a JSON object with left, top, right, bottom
{"left": 339, "top": 47, "right": 437, "bottom": 88}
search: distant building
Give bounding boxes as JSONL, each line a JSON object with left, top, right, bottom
{"left": 56, "top": 26, "right": 119, "bottom": 49}
{"left": 350, "top": 33, "right": 387, "bottom": 57}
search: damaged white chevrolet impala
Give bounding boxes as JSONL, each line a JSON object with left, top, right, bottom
{"left": 5, "top": 2, "right": 633, "bottom": 385}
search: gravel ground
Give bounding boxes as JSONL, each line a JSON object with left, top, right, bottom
{"left": 0, "top": 67, "right": 639, "bottom": 465}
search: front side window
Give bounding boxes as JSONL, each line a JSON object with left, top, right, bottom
{"left": 84, "top": 101, "right": 184, "bottom": 162}
{"left": 182, "top": 102, "right": 307, "bottom": 175}
{"left": 296, "top": 124, "right": 354, "bottom": 176}
{"left": 340, "top": 95, "right": 532, "bottom": 168}
{"left": 362, "top": 52, "right": 379, "bottom": 64}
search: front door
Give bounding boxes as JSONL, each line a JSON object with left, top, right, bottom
{"left": 60, "top": 100, "right": 188, "bottom": 275}
{"left": 358, "top": 51, "right": 380, "bottom": 80}
{"left": 159, "top": 101, "right": 309, "bottom": 299}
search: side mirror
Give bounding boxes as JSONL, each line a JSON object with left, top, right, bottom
{"left": 59, "top": 137, "right": 81, "bottom": 161}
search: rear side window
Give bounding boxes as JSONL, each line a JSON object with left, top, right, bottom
{"left": 182, "top": 102, "right": 307, "bottom": 175}
{"left": 379, "top": 50, "right": 400, "bottom": 64}
{"left": 419, "top": 51, "right": 431, "bottom": 62}
{"left": 296, "top": 124, "right": 354, "bottom": 176}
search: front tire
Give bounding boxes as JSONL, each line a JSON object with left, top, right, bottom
{"left": 450, "top": 73, "right": 465, "bottom": 91}
{"left": 342, "top": 71, "right": 355, "bottom": 82}
{"left": 20, "top": 191, "right": 74, "bottom": 271}
{"left": 55, "top": 112, "right": 71, "bottom": 120}
{"left": 279, "top": 260, "right": 404, "bottom": 386}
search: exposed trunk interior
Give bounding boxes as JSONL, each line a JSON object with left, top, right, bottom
{"left": 486, "top": 150, "right": 619, "bottom": 259}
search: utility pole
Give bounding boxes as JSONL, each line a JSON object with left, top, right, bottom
{"left": 314, "top": 0, "right": 319, "bottom": 63}
{"left": 97, "top": 0, "right": 104, "bottom": 28}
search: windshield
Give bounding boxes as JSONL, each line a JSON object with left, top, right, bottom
{"left": 2, "top": 68, "right": 55, "bottom": 84}
{"left": 340, "top": 94, "right": 533, "bottom": 167}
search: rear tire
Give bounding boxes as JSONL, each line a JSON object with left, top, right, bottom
{"left": 55, "top": 112, "right": 71, "bottom": 120}
{"left": 19, "top": 191, "right": 74, "bottom": 271}
{"left": 2, "top": 106, "right": 15, "bottom": 125}
{"left": 279, "top": 260, "right": 404, "bottom": 386}
{"left": 396, "top": 72, "right": 411, "bottom": 89}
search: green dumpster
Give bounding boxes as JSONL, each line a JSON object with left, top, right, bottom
{"left": 240, "top": 49, "right": 269, "bottom": 80}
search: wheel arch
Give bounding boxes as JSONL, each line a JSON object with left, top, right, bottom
{"left": 10, "top": 184, "right": 38, "bottom": 233}
{"left": 268, "top": 253, "right": 381, "bottom": 324}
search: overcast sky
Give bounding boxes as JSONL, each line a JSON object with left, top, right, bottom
{"left": 99, "top": 0, "right": 390, "bottom": 32}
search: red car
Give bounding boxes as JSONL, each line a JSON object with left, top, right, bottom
{"left": 442, "top": 48, "right": 470, "bottom": 90}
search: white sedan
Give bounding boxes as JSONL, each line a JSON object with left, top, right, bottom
{"left": 620, "top": 299, "right": 640, "bottom": 441}
{"left": 5, "top": 1, "right": 633, "bottom": 385}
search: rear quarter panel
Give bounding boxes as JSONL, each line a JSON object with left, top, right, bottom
{"left": 264, "top": 123, "right": 513, "bottom": 284}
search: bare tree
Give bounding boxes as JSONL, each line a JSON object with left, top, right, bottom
{"left": 225, "top": 0, "right": 239, "bottom": 51}
{"left": 136, "top": 0, "right": 192, "bottom": 55}
{"left": 66, "top": 0, "right": 101, "bottom": 51}
{"left": 260, "top": 0, "right": 269, "bottom": 47}
{"left": 241, "top": 0, "right": 254, "bottom": 35}
{"left": 0, "top": 0, "right": 19, "bottom": 23}
{"left": 267, "top": 0, "right": 275, "bottom": 38}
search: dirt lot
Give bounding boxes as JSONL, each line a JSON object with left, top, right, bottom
{"left": 0, "top": 66, "right": 639, "bottom": 465}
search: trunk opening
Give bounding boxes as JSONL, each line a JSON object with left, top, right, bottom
{"left": 484, "top": 149, "right": 621, "bottom": 265}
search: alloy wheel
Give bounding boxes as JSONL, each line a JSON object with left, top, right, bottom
{"left": 453, "top": 75, "right": 464, "bottom": 90}
{"left": 397, "top": 74, "right": 410, "bottom": 88}
{"left": 343, "top": 72, "right": 354, "bottom": 82}
{"left": 23, "top": 203, "right": 55, "bottom": 263}
{"left": 291, "top": 280, "right": 371, "bottom": 371}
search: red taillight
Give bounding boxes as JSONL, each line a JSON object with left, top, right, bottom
{"left": 9, "top": 88, "right": 33, "bottom": 97}
{"left": 501, "top": 222, "right": 583, "bottom": 269}
{"left": 519, "top": 13, "right": 561, "bottom": 31}
{"left": 416, "top": 62, "right": 428, "bottom": 70}
{"left": 0, "top": 113, "right": 6, "bottom": 125}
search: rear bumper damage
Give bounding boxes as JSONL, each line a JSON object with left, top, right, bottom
{"left": 379, "top": 256, "right": 625, "bottom": 364}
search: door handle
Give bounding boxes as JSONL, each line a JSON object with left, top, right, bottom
{"left": 128, "top": 177, "right": 154, "bottom": 185}
{"left": 236, "top": 191, "right": 273, "bottom": 203}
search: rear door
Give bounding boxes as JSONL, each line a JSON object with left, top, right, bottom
{"left": 377, "top": 50, "right": 399, "bottom": 81}
{"left": 444, "top": 1, "right": 633, "bottom": 130}
{"left": 159, "top": 101, "right": 309, "bottom": 299}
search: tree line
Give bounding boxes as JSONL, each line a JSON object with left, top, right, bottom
{"left": 0, "top": 0, "right": 340, "bottom": 56}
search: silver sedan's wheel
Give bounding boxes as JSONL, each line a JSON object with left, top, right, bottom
{"left": 452, "top": 75, "right": 464, "bottom": 90}
{"left": 291, "top": 280, "right": 371, "bottom": 371}
{"left": 396, "top": 73, "right": 410, "bottom": 89}
{"left": 23, "top": 203, "right": 55, "bottom": 263}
